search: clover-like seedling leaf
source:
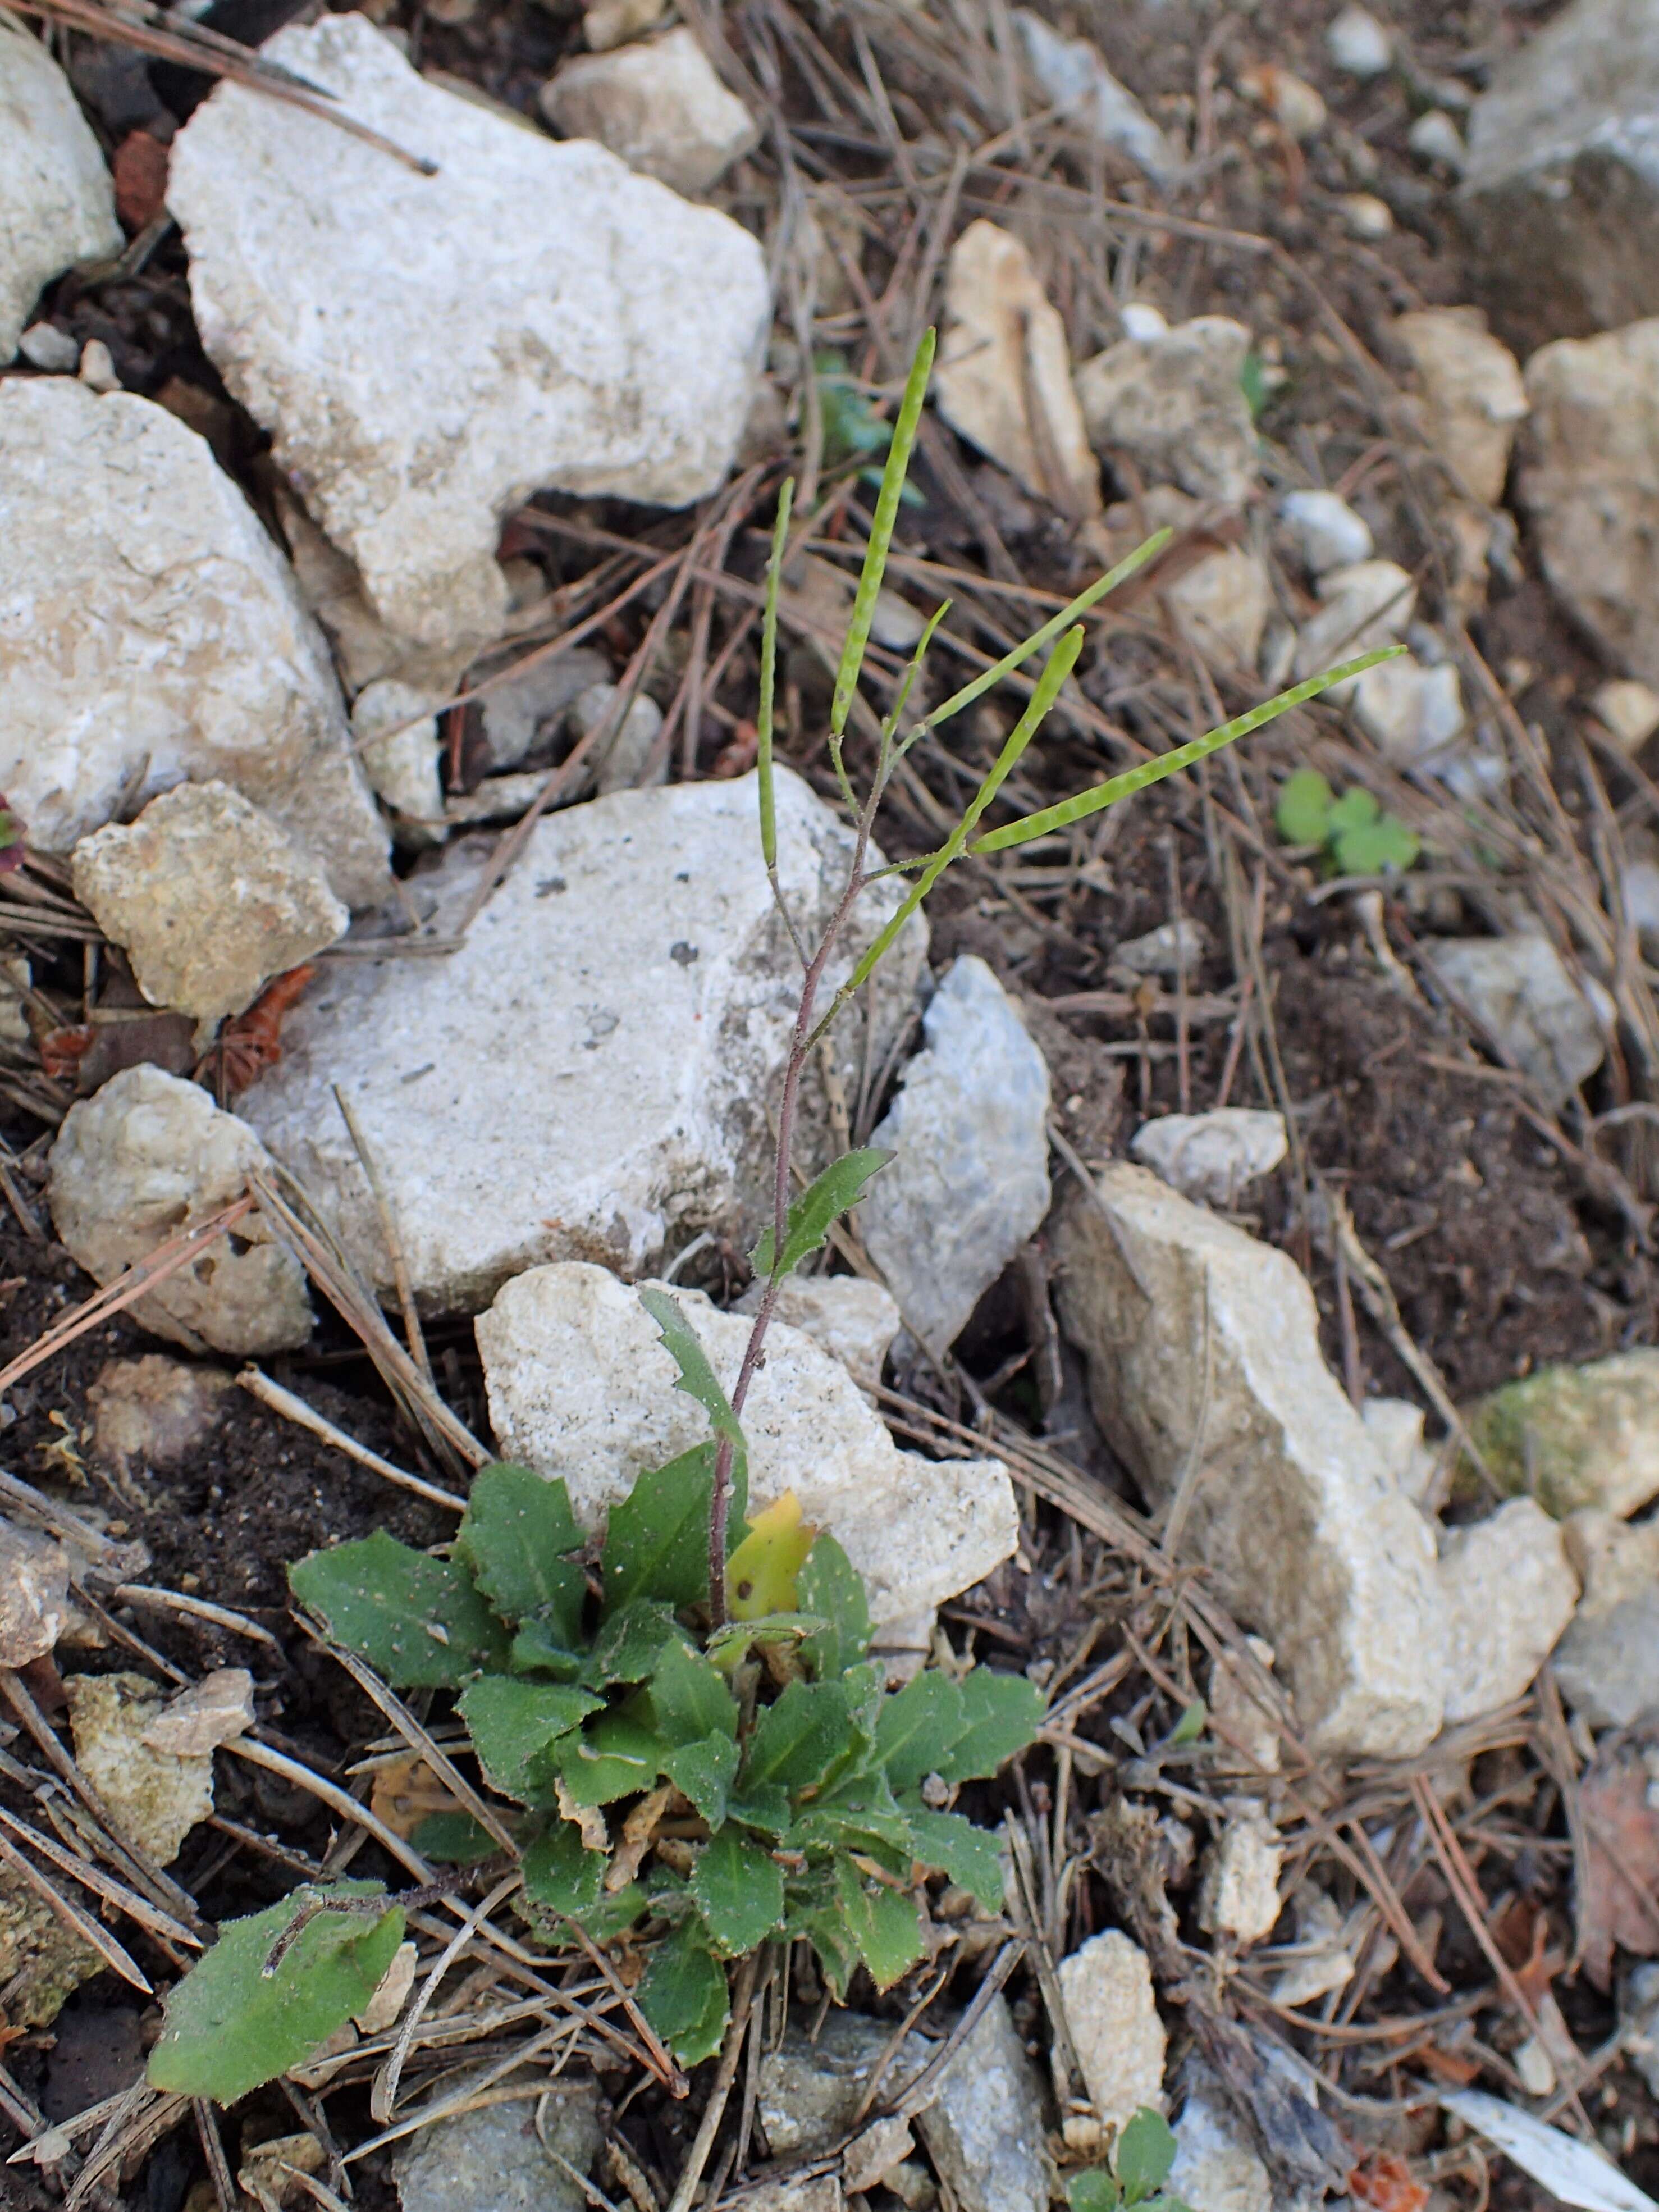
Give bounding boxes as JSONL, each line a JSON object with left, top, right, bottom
{"left": 148, "top": 1883, "right": 405, "bottom": 2105}
{"left": 750, "top": 1148, "right": 893, "bottom": 1277}
{"left": 1332, "top": 813, "right": 1420, "bottom": 875}
{"left": 798, "top": 1534, "right": 870, "bottom": 1679}
{"left": 1116, "top": 2108, "right": 1179, "bottom": 2204}
{"left": 458, "top": 1462, "right": 587, "bottom": 1642}
{"left": 638, "top": 1921, "right": 730, "bottom": 2066}
{"left": 1275, "top": 767, "right": 1334, "bottom": 848}
{"left": 933, "top": 1667, "right": 1045, "bottom": 1783}
{"left": 289, "top": 1532, "right": 509, "bottom": 1689}
{"left": 1167, "top": 1699, "right": 1206, "bottom": 1748}
{"left": 457, "top": 1676, "right": 600, "bottom": 1804}
{"left": 1067, "top": 2174, "right": 1122, "bottom": 2212}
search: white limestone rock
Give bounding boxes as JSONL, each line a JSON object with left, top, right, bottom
{"left": 1011, "top": 11, "right": 1174, "bottom": 180}
{"left": 1460, "top": 0, "right": 1659, "bottom": 353}
{"left": 1198, "top": 1815, "right": 1283, "bottom": 1946}
{"left": 0, "top": 1522, "right": 71, "bottom": 1668}
{"left": 0, "top": 19, "right": 122, "bottom": 362}
{"left": 48, "top": 1066, "right": 313, "bottom": 1358}
{"left": 1130, "top": 1109, "right": 1287, "bottom": 1207}
{"left": 862, "top": 957, "right": 1052, "bottom": 1354}
{"left": 1396, "top": 308, "right": 1528, "bottom": 506}
{"left": 1361, "top": 1398, "right": 1436, "bottom": 1504}
{"left": 1115, "top": 919, "right": 1208, "bottom": 978}
{"left": 1240, "top": 63, "right": 1327, "bottom": 143}
{"left": 1327, "top": 6, "right": 1392, "bottom": 76}
{"left": 912, "top": 1995, "right": 1053, "bottom": 2212}
{"left": 1409, "top": 110, "right": 1465, "bottom": 170}
{"left": 937, "top": 221, "right": 1101, "bottom": 519}
{"left": 1054, "top": 1166, "right": 1448, "bottom": 1756}
{"left": 71, "top": 781, "right": 349, "bottom": 1024}
{"left": 1058, "top": 1931, "right": 1166, "bottom": 2128}
{"left": 1076, "top": 316, "right": 1258, "bottom": 506}
{"left": 66, "top": 1672, "right": 214, "bottom": 1866}
{"left": 1462, "top": 1351, "right": 1659, "bottom": 1519}
{"left": 1208, "top": 1637, "right": 1284, "bottom": 1775}
{"left": 351, "top": 680, "right": 446, "bottom": 845}
{"left": 1280, "top": 489, "right": 1374, "bottom": 576}
{"left": 475, "top": 1262, "right": 1018, "bottom": 1634}
{"left": 395, "top": 2086, "right": 602, "bottom": 2212}
{"left": 569, "top": 682, "right": 666, "bottom": 795}
{"left": 169, "top": 15, "right": 770, "bottom": 654}
{"left": 0, "top": 380, "right": 389, "bottom": 909}
{"left": 477, "top": 647, "right": 613, "bottom": 770}
{"left": 1295, "top": 559, "right": 1417, "bottom": 683}
{"left": 240, "top": 770, "right": 926, "bottom": 1311}
{"left": 1552, "top": 1510, "right": 1659, "bottom": 1728}
{"left": 1168, "top": 2070, "right": 1273, "bottom": 2212}
{"left": 142, "top": 1668, "right": 255, "bottom": 1757}
{"left": 1438, "top": 1499, "right": 1579, "bottom": 1724}
{"left": 737, "top": 1274, "right": 901, "bottom": 1394}
{"left": 1420, "top": 932, "right": 1611, "bottom": 1105}
{"left": 1519, "top": 320, "right": 1659, "bottom": 689}
{"left": 538, "top": 28, "right": 759, "bottom": 195}
{"left": 1349, "top": 651, "right": 1466, "bottom": 768}
{"left": 1592, "top": 678, "right": 1659, "bottom": 755}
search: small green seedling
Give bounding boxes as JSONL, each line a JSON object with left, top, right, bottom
{"left": 1276, "top": 766, "right": 1420, "bottom": 875}
{"left": 148, "top": 325, "right": 1383, "bottom": 2113}
{"left": 816, "top": 350, "right": 923, "bottom": 502}
{"left": 1067, "top": 2107, "right": 1189, "bottom": 2212}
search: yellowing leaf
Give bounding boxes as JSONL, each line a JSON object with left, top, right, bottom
{"left": 725, "top": 1493, "right": 816, "bottom": 1621}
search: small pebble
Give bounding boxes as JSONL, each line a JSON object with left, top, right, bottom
{"left": 1119, "top": 301, "right": 1170, "bottom": 340}
{"left": 1407, "top": 109, "right": 1466, "bottom": 170}
{"left": 77, "top": 338, "right": 120, "bottom": 393}
{"left": 1592, "top": 678, "right": 1659, "bottom": 754}
{"left": 1239, "top": 62, "right": 1327, "bottom": 142}
{"left": 1326, "top": 4, "right": 1392, "bottom": 77}
{"left": 1337, "top": 191, "right": 1394, "bottom": 240}
{"left": 18, "top": 322, "right": 79, "bottom": 372}
{"left": 1280, "top": 488, "right": 1374, "bottom": 576}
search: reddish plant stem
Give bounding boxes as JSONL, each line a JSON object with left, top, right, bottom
{"left": 704, "top": 795, "right": 882, "bottom": 1622}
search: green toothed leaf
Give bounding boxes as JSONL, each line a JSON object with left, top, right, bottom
{"left": 751, "top": 1147, "right": 893, "bottom": 1278}
{"left": 148, "top": 1883, "right": 404, "bottom": 2104}
{"left": 289, "top": 1533, "right": 508, "bottom": 1690}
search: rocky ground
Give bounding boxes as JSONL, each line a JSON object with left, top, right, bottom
{"left": 2, "top": 0, "right": 1659, "bottom": 2207}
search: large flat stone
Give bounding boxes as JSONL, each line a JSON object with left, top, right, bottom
{"left": 1519, "top": 320, "right": 1659, "bottom": 689}
{"left": 1053, "top": 1167, "right": 1447, "bottom": 1756}
{"left": 1460, "top": 0, "right": 1659, "bottom": 353}
{"left": 240, "top": 770, "right": 927, "bottom": 1312}
{"left": 0, "top": 379, "right": 388, "bottom": 908}
{"left": 476, "top": 1261, "right": 1018, "bottom": 1635}
{"left": 0, "top": 20, "right": 121, "bottom": 361}
{"left": 169, "top": 15, "right": 770, "bottom": 654}
{"left": 862, "top": 956, "right": 1052, "bottom": 1353}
